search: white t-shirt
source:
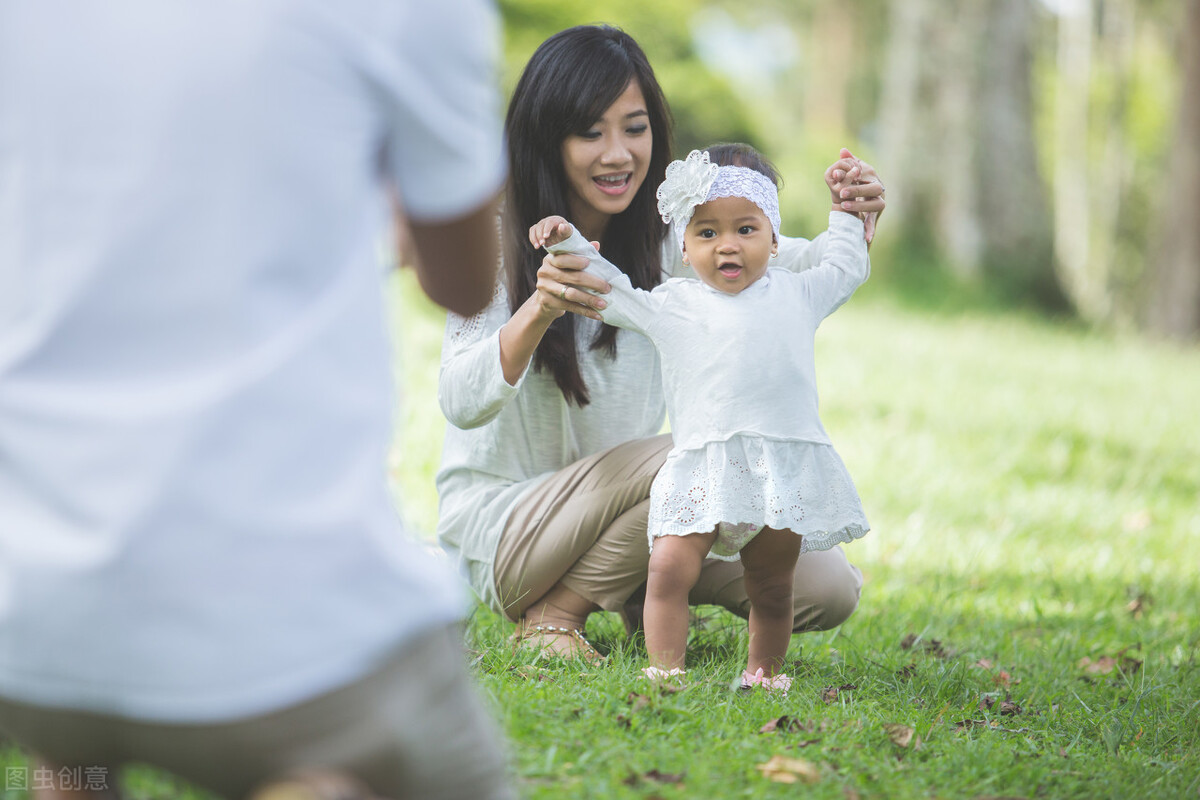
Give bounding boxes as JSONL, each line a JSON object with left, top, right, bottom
{"left": 0, "top": 1, "right": 504, "bottom": 722}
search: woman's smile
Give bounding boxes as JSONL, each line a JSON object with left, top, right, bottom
{"left": 593, "top": 172, "right": 633, "bottom": 195}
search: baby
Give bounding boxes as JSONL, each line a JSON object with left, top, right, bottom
{"left": 531, "top": 146, "right": 871, "bottom": 691}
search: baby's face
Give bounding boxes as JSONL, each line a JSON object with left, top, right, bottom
{"left": 683, "top": 196, "right": 777, "bottom": 295}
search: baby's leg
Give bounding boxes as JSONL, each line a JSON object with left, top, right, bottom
{"left": 644, "top": 530, "right": 717, "bottom": 670}
{"left": 739, "top": 528, "right": 804, "bottom": 676}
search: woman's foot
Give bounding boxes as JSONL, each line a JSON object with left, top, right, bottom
{"left": 514, "top": 620, "right": 603, "bottom": 661}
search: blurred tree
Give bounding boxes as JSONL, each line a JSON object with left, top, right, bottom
{"left": 497, "top": 0, "right": 759, "bottom": 154}
{"left": 1147, "top": 0, "right": 1200, "bottom": 338}
{"left": 878, "top": 0, "right": 1059, "bottom": 305}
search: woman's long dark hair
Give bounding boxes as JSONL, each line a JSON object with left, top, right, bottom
{"left": 505, "top": 25, "right": 672, "bottom": 406}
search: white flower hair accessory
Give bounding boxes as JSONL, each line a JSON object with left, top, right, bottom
{"left": 656, "top": 150, "right": 719, "bottom": 227}
{"left": 656, "top": 150, "right": 782, "bottom": 250}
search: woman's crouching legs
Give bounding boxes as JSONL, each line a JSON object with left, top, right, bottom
{"left": 689, "top": 546, "right": 863, "bottom": 633}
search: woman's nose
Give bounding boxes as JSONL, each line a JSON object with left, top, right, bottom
{"left": 600, "top": 136, "right": 630, "bottom": 165}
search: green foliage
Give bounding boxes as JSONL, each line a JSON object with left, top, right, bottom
{"left": 497, "top": 0, "right": 759, "bottom": 153}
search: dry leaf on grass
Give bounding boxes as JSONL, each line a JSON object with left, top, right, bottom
{"left": 1077, "top": 646, "right": 1142, "bottom": 676}
{"left": 882, "top": 723, "right": 921, "bottom": 749}
{"left": 978, "top": 694, "right": 1023, "bottom": 715}
{"left": 900, "top": 633, "right": 953, "bottom": 658}
{"left": 756, "top": 755, "right": 820, "bottom": 784}
{"left": 622, "top": 769, "right": 684, "bottom": 786}
{"left": 821, "top": 683, "right": 857, "bottom": 704}
{"left": 759, "top": 715, "right": 805, "bottom": 734}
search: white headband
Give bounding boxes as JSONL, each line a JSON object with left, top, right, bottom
{"left": 655, "top": 150, "right": 781, "bottom": 250}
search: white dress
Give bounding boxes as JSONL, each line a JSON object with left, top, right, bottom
{"left": 546, "top": 212, "right": 871, "bottom": 559}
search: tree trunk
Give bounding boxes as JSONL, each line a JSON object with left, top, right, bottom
{"left": 1147, "top": 0, "right": 1200, "bottom": 338}
{"left": 976, "top": 0, "right": 1061, "bottom": 306}
{"left": 1052, "top": 0, "right": 1100, "bottom": 318}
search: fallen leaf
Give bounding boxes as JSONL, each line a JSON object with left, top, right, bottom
{"left": 978, "top": 694, "right": 1023, "bottom": 716}
{"left": 756, "top": 755, "right": 820, "bottom": 784}
{"left": 973, "top": 658, "right": 994, "bottom": 670}
{"left": 1077, "top": 647, "right": 1142, "bottom": 676}
{"left": 895, "top": 663, "right": 917, "bottom": 679}
{"left": 900, "top": 634, "right": 952, "bottom": 658}
{"left": 993, "top": 670, "right": 1020, "bottom": 687}
{"left": 625, "top": 692, "right": 650, "bottom": 712}
{"left": 622, "top": 770, "right": 684, "bottom": 786}
{"left": 759, "top": 715, "right": 805, "bottom": 734}
{"left": 882, "top": 723, "right": 921, "bottom": 749}
{"left": 821, "top": 683, "right": 857, "bottom": 704}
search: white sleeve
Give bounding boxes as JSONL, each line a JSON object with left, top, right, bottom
{"left": 437, "top": 271, "right": 526, "bottom": 429}
{"left": 545, "top": 228, "right": 662, "bottom": 334}
{"left": 795, "top": 212, "right": 871, "bottom": 320}
{"left": 378, "top": 0, "right": 506, "bottom": 222}
{"left": 773, "top": 230, "right": 827, "bottom": 273}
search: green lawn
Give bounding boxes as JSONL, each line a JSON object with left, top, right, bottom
{"left": 420, "top": 271, "right": 1200, "bottom": 799}
{"left": 3, "top": 270, "right": 1197, "bottom": 800}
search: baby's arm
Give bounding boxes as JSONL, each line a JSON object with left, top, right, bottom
{"left": 543, "top": 227, "right": 661, "bottom": 334}
{"left": 793, "top": 163, "right": 871, "bottom": 320}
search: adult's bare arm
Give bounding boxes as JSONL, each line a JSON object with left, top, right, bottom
{"left": 406, "top": 192, "right": 502, "bottom": 318}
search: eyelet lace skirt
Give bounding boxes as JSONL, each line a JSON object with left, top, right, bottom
{"left": 648, "top": 435, "right": 869, "bottom": 559}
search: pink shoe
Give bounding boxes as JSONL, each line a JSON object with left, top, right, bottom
{"left": 740, "top": 667, "right": 791, "bottom": 694}
{"left": 642, "top": 666, "right": 686, "bottom": 681}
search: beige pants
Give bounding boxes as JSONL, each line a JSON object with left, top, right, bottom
{"left": 494, "top": 434, "right": 863, "bottom": 631}
{"left": 0, "top": 625, "right": 513, "bottom": 800}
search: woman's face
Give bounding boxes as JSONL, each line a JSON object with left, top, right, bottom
{"left": 560, "top": 80, "right": 653, "bottom": 236}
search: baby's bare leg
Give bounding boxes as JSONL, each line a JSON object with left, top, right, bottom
{"left": 644, "top": 531, "right": 717, "bottom": 670}
{"left": 740, "top": 528, "right": 804, "bottom": 676}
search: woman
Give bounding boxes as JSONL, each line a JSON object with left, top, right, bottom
{"left": 437, "top": 25, "right": 886, "bottom": 657}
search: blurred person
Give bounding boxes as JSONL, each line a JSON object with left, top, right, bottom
{"left": 435, "top": 25, "right": 886, "bottom": 660}
{"left": 530, "top": 144, "right": 871, "bottom": 688}
{"left": 0, "top": 2, "right": 512, "bottom": 799}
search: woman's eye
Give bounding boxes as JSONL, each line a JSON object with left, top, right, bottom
{"left": 578, "top": 130, "right": 602, "bottom": 141}
{"left": 626, "top": 124, "right": 648, "bottom": 136}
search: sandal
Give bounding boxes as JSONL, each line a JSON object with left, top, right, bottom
{"left": 515, "top": 622, "right": 604, "bottom": 662}
{"left": 739, "top": 667, "right": 792, "bottom": 694}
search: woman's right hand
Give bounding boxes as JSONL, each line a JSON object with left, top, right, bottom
{"left": 533, "top": 249, "right": 610, "bottom": 322}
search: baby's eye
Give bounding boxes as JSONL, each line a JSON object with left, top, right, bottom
{"left": 739, "top": 225, "right": 757, "bottom": 235}
{"left": 698, "top": 228, "right": 716, "bottom": 239}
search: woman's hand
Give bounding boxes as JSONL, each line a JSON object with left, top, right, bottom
{"left": 533, "top": 248, "right": 610, "bottom": 323}
{"left": 828, "top": 147, "right": 886, "bottom": 244}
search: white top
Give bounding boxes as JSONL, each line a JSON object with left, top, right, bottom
{"left": 437, "top": 223, "right": 845, "bottom": 611}
{"left": 0, "top": 1, "right": 504, "bottom": 722}
{"left": 547, "top": 212, "right": 871, "bottom": 558}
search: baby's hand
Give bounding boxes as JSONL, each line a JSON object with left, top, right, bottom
{"left": 529, "top": 215, "right": 574, "bottom": 249}
{"left": 823, "top": 154, "right": 861, "bottom": 213}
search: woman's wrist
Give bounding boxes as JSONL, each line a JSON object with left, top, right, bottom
{"left": 498, "top": 294, "right": 558, "bottom": 385}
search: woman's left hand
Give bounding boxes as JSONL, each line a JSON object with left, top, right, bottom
{"left": 830, "top": 147, "right": 886, "bottom": 244}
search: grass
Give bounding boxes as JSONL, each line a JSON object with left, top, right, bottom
{"left": 3, "top": 269, "right": 1198, "bottom": 799}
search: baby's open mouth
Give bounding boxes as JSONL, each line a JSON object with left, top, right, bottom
{"left": 718, "top": 263, "right": 742, "bottom": 277}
